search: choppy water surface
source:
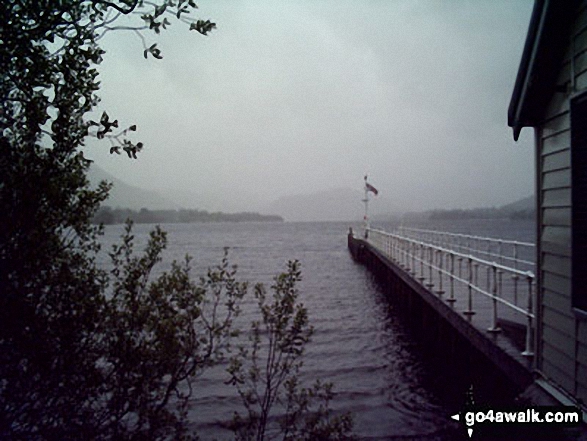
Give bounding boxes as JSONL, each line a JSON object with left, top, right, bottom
{"left": 99, "top": 219, "right": 534, "bottom": 440}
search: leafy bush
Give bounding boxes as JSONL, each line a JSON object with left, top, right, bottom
{"left": 228, "top": 261, "right": 354, "bottom": 441}
{"left": 1, "top": 2, "right": 352, "bottom": 439}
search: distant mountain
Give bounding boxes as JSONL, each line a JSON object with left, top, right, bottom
{"left": 159, "top": 187, "right": 263, "bottom": 213}
{"left": 260, "top": 188, "right": 366, "bottom": 222}
{"left": 499, "top": 195, "right": 534, "bottom": 212}
{"left": 88, "top": 165, "right": 180, "bottom": 210}
{"left": 92, "top": 207, "right": 283, "bottom": 225}
{"left": 407, "top": 195, "right": 536, "bottom": 221}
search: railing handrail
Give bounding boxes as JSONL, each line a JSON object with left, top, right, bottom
{"left": 415, "top": 242, "right": 535, "bottom": 267}
{"left": 370, "top": 228, "right": 535, "bottom": 279}
{"left": 365, "top": 227, "right": 536, "bottom": 357}
{"left": 397, "top": 226, "right": 535, "bottom": 248}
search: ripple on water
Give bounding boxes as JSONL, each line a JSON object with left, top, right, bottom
{"left": 99, "top": 221, "right": 533, "bottom": 439}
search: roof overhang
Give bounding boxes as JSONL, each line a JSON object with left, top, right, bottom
{"left": 508, "top": 0, "right": 578, "bottom": 141}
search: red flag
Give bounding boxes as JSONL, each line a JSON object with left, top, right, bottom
{"left": 366, "top": 182, "right": 378, "bottom": 195}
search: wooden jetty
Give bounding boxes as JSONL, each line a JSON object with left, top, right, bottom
{"left": 348, "top": 228, "right": 537, "bottom": 404}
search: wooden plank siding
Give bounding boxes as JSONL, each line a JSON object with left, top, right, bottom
{"left": 542, "top": 350, "right": 575, "bottom": 393}
{"left": 577, "top": 363, "right": 587, "bottom": 391}
{"left": 542, "top": 254, "right": 572, "bottom": 278}
{"left": 579, "top": 384, "right": 587, "bottom": 404}
{"left": 578, "top": 319, "right": 587, "bottom": 342}
{"left": 543, "top": 272, "right": 572, "bottom": 298}
{"left": 575, "top": 51, "right": 587, "bottom": 90}
{"left": 542, "top": 169, "right": 571, "bottom": 191}
{"left": 542, "top": 305, "right": 575, "bottom": 338}
{"left": 543, "top": 340, "right": 575, "bottom": 372}
{"left": 536, "top": 0, "right": 587, "bottom": 404}
{"left": 542, "top": 150, "right": 571, "bottom": 172}
{"left": 577, "top": 340, "right": 587, "bottom": 369}
{"left": 542, "top": 287, "right": 572, "bottom": 314}
{"left": 543, "top": 323, "right": 575, "bottom": 360}
{"left": 542, "top": 188, "right": 571, "bottom": 207}
{"left": 542, "top": 225, "right": 571, "bottom": 246}
{"left": 542, "top": 206, "right": 571, "bottom": 226}
{"left": 576, "top": 69, "right": 587, "bottom": 90}
{"left": 541, "top": 240, "right": 571, "bottom": 258}
{"left": 572, "top": 2, "right": 587, "bottom": 401}
{"left": 542, "top": 131, "right": 570, "bottom": 156}
{"left": 577, "top": 323, "right": 587, "bottom": 397}
{"left": 542, "top": 111, "right": 569, "bottom": 137}
{"left": 576, "top": 50, "right": 587, "bottom": 76}
{"left": 545, "top": 84, "right": 570, "bottom": 116}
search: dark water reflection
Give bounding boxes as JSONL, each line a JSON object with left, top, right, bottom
{"left": 99, "top": 219, "right": 534, "bottom": 440}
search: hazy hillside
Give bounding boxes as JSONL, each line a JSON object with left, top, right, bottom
{"left": 261, "top": 188, "right": 367, "bottom": 222}
{"left": 88, "top": 166, "right": 180, "bottom": 210}
{"left": 93, "top": 207, "right": 283, "bottom": 225}
{"left": 89, "top": 166, "right": 263, "bottom": 213}
{"left": 499, "top": 195, "right": 534, "bottom": 212}
{"left": 398, "top": 194, "right": 535, "bottom": 221}
{"left": 159, "top": 187, "right": 264, "bottom": 213}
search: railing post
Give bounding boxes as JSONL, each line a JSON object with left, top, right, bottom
{"left": 463, "top": 257, "right": 475, "bottom": 317}
{"left": 498, "top": 240, "right": 503, "bottom": 265}
{"left": 447, "top": 253, "right": 456, "bottom": 304}
{"left": 409, "top": 240, "right": 414, "bottom": 273}
{"left": 391, "top": 235, "right": 396, "bottom": 262}
{"left": 488, "top": 265, "right": 501, "bottom": 333}
{"left": 426, "top": 245, "right": 434, "bottom": 288}
{"left": 437, "top": 249, "right": 444, "bottom": 296}
{"left": 368, "top": 228, "right": 535, "bottom": 347}
{"left": 419, "top": 242, "right": 425, "bottom": 282}
{"left": 512, "top": 243, "right": 519, "bottom": 305}
{"left": 486, "top": 265, "right": 491, "bottom": 293}
{"left": 498, "top": 269, "right": 503, "bottom": 305}
{"left": 412, "top": 241, "right": 416, "bottom": 274}
{"left": 522, "top": 274, "right": 535, "bottom": 357}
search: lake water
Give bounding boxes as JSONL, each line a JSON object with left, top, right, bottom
{"left": 99, "top": 219, "right": 535, "bottom": 440}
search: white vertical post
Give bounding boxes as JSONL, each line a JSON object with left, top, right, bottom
{"left": 513, "top": 243, "right": 519, "bottom": 305}
{"left": 447, "top": 253, "right": 456, "bottom": 305}
{"left": 363, "top": 176, "right": 369, "bottom": 239}
{"left": 498, "top": 240, "right": 503, "bottom": 265}
{"left": 488, "top": 265, "right": 501, "bottom": 333}
{"left": 426, "top": 246, "right": 434, "bottom": 288}
{"left": 522, "top": 274, "right": 535, "bottom": 357}
{"left": 464, "top": 257, "right": 475, "bottom": 317}
{"left": 419, "top": 243, "right": 425, "bottom": 281}
{"left": 437, "top": 249, "right": 444, "bottom": 296}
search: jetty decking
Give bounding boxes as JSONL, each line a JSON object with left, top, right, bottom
{"left": 348, "top": 227, "right": 537, "bottom": 397}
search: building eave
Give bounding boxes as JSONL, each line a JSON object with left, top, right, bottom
{"left": 508, "top": 0, "right": 577, "bottom": 141}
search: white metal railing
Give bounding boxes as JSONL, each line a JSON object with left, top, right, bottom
{"left": 397, "top": 226, "right": 535, "bottom": 272}
{"left": 366, "top": 227, "right": 536, "bottom": 357}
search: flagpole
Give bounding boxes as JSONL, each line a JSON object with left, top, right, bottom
{"left": 363, "top": 175, "right": 369, "bottom": 238}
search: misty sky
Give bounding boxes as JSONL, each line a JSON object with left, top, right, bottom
{"left": 86, "top": 0, "right": 536, "bottom": 214}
